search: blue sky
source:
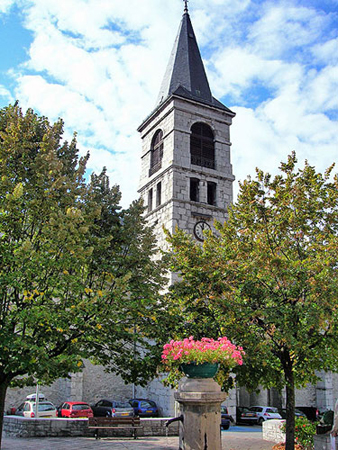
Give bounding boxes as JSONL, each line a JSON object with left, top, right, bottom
{"left": 0, "top": 0, "right": 337, "bottom": 206}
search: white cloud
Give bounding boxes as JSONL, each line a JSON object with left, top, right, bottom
{"left": 0, "top": 0, "right": 14, "bottom": 13}
{"left": 309, "top": 66, "right": 338, "bottom": 112}
{"left": 0, "top": 85, "right": 13, "bottom": 103}
{"left": 311, "top": 38, "right": 338, "bottom": 65}
{"left": 1, "top": 0, "right": 337, "bottom": 208}
{"left": 248, "top": 4, "right": 329, "bottom": 59}
{"left": 231, "top": 104, "right": 337, "bottom": 201}
{"left": 209, "top": 47, "right": 304, "bottom": 100}
{"left": 202, "top": 1, "right": 338, "bottom": 202}
{"left": 7, "top": 0, "right": 183, "bottom": 207}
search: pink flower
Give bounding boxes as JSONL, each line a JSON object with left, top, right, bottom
{"left": 161, "top": 336, "right": 245, "bottom": 368}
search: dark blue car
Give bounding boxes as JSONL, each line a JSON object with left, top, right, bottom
{"left": 221, "top": 406, "right": 233, "bottom": 430}
{"left": 129, "top": 398, "right": 159, "bottom": 417}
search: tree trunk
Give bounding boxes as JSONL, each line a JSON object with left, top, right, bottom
{"left": 0, "top": 375, "right": 9, "bottom": 449}
{"left": 285, "top": 371, "right": 295, "bottom": 450}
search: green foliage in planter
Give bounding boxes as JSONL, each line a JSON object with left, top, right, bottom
{"left": 281, "top": 417, "right": 317, "bottom": 450}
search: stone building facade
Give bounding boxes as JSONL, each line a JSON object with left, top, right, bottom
{"left": 138, "top": 97, "right": 235, "bottom": 255}
{"left": 5, "top": 360, "right": 133, "bottom": 415}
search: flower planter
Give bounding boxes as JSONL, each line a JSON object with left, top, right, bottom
{"left": 161, "top": 336, "right": 244, "bottom": 385}
{"left": 180, "top": 362, "right": 219, "bottom": 378}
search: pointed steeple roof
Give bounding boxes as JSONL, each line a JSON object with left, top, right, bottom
{"left": 156, "top": 8, "right": 233, "bottom": 114}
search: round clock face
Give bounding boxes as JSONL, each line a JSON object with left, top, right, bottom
{"left": 193, "top": 221, "right": 211, "bottom": 241}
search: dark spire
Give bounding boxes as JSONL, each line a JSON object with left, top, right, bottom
{"left": 156, "top": 5, "right": 232, "bottom": 113}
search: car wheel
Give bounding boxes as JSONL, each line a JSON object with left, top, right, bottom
{"left": 258, "top": 417, "right": 264, "bottom": 425}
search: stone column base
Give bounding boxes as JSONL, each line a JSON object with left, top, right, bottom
{"left": 175, "top": 378, "right": 227, "bottom": 450}
{"left": 314, "top": 434, "right": 338, "bottom": 450}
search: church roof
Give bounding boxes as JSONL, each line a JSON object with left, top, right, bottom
{"left": 155, "top": 8, "right": 233, "bottom": 114}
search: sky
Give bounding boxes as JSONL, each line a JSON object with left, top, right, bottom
{"left": 0, "top": 0, "right": 337, "bottom": 207}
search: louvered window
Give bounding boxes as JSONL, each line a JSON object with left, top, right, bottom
{"left": 148, "top": 188, "right": 153, "bottom": 212}
{"left": 149, "top": 130, "right": 163, "bottom": 176}
{"left": 190, "top": 178, "right": 199, "bottom": 202}
{"left": 207, "top": 182, "right": 217, "bottom": 206}
{"left": 156, "top": 182, "right": 162, "bottom": 207}
{"left": 190, "top": 123, "right": 215, "bottom": 169}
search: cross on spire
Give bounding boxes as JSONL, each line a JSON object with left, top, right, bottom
{"left": 183, "top": 0, "right": 189, "bottom": 13}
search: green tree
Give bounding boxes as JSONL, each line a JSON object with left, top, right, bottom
{"left": 0, "top": 104, "right": 165, "bottom": 446}
{"left": 82, "top": 170, "right": 168, "bottom": 383}
{"left": 166, "top": 153, "right": 338, "bottom": 450}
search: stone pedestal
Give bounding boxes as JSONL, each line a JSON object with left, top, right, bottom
{"left": 175, "top": 377, "right": 227, "bottom": 450}
{"left": 314, "top": 434, "right": 338, "bottom": 450}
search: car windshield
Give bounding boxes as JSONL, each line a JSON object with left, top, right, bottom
{"left": 73, "top": 404, "right": 90, "bottom": 411}
{"left": 115, "top": 402, "right": 131, "bottom": 409}
{"left": 140, "top": 401, "right": 155, "bottom": 408}
{"left": 33, "top": 403, "right": 55, "bottom": 411}
{"left": 267, "top": 407, "right": 279, "bottom": 413}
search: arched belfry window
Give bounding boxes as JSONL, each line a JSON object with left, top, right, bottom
{"left": 149, "top": 130, "right": 163, "bottom": 176}
{"left": 190, "top": 123, "right": 215, "bottom": 169}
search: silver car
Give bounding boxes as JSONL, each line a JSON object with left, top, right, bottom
{"left": 15, "top": 400, "right": 58, "bottom": 418}
{"left": 249, "top": 406, "right": 282, "bottom": 424}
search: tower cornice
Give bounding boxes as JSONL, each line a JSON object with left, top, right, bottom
{"left": 138, "top": 93, "right": 235, "bottom": 133}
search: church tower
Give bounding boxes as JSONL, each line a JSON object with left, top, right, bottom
{"left": 138, "top": 3, "right": 235, "bottom": 254}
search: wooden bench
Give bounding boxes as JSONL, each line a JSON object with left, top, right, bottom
{"left": 88, "top": 416, "right": 142, "bottom": 439}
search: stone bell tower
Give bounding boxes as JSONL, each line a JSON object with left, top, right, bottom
{"left": 138, "top": 2, "right": 235, "bottom": 256}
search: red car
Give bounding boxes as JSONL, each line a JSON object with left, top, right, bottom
{"left": 58, "top": 401, "right": 93, "bottom": 418}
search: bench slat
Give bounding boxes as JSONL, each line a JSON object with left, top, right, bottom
{"left": 88, "top": 417, "right": 141, "bottom": 439}
{"left": 88, "top": 417, "right": 140, "bottom": 426}
{"left": 88, "top": 426, "right": 142, "bottom": 429}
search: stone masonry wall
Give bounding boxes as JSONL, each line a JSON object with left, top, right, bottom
{"left": 81, "top": 359, "right": 133, "bottom": 405}
{"left": 3, "top": 416, "right": 179, "bottom": 438}
{"left": 138, "top": 95, "right": 234, "bottom": 256}
{"left": 4, "top": 360, "right": 132, "bottom": 414}
{"left": 262, "top": 419, "right": 285, "bottom": 444}
{"left": 135, "top": 376, "right": 176, "bottom": 418}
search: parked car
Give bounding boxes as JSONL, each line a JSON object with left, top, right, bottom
{"left": 295, "top": 406, "right": 319, "bottom": 422}
{"left": 221, "top": 406, "right": 233, "bottom": 430}
{"left": 129, "top": 398, "right": 159, "bottom": 417}
{"left": 6, "top": 406, "right": 18, "bottom": 415}
{"left": 236, "top": 406, "right": 258, "bottom": 425}
{"left": 6, "top": 394, "right": 46, "bottom": 416}
{"left": 91, "top": 399, "right": 134, "bottom": 417}
{"left": 58, "top": 401, "right": 93, "bottom": 418}
{"left": 278, "top": 408, "right": 307, "bottom": 419}
{"left": 15, "top": 400, "right": 58, "bottom": 418}
{"left": 249, "top": 406, "right": 282, "bottom": 424}
{"left": 26, "top": 393, "right": 45, "bottom": 401}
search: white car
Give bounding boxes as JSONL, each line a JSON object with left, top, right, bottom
{"left": 16, "top": 400, "right": 58, "bottom": 418}
{"left": 26, "top": 393, "right": 45, "bottom": 401}
{"left": 249, "top": 406, "right": 282, "bottom": 424}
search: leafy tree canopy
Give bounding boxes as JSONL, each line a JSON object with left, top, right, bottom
{"left": 166, "top": 153, "right": 338, "bottom": 449}
{"left": 0, "top": 104, "right": 166, "bottom": 444}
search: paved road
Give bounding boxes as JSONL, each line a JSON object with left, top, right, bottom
{"left": 2, "top": 426, "right": 277, "bottom": 450}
